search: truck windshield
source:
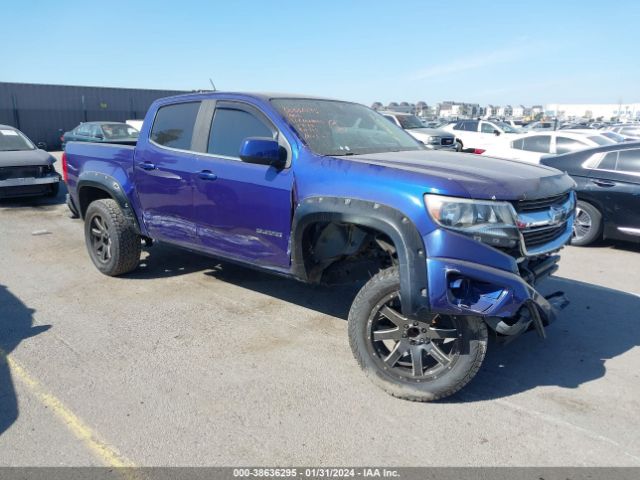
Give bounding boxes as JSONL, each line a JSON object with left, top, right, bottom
{"left": 0, "top": 128, "right": 35, "bottom": 151}
{"left": 395, "top": 115, "right": 425, "bottom": 130}
{"left": 495, "top": 121, "right": 519, "bottom": 133}
{"left": 271, "top": 99, "right": 422, "bottom": 156}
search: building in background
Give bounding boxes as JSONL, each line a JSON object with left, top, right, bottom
{"left": 483, "top": 105, "right": 499, "bottom": 118}
{"left": 511, "top": 105, "right": 525, "bottom": 118}
{"left": 437, "top": 101, "right": 480, "bottom": 119}
{"left": 0, "top": 82, "right": 186, "bottom": 149}
{"left": 543, "top": 103, "right": 640, "bottom": 121}
{"left": 372, "top": 99, "right": 640, "bottom": 122}
{"left": 497, "top": 105, "right": 512, "bottom": 118}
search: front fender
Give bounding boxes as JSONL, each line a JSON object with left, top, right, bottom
{"left": 291, "top": 196, "right": 429, "bottom": 317}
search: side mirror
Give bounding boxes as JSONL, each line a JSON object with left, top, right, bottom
{"left": 239, "top": 137, "right": 286, "bottom": 168}
{"left": 494, "top": 130, "right": 501, "bottom": 136}
{"left": 95, "top": 134, "right": 104, "bottom": 140}
{"left": 36, "top": 142, "right": 47, "bottom": 150}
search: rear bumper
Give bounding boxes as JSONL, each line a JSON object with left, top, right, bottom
{"left": 426, "top": 255, "right": 566, "bottom": 336}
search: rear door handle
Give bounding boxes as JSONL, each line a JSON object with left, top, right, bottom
{"left": 592, "top": 179, "right": 615, "bottom": 188}
{"left": 138, "top": 161, "right": 156, "bottom": 170}
{"left": 198, "top": 170, "right": 217, "bottom": 181}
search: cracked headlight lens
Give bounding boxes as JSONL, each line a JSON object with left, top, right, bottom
{"left": 425, "top": 194, "right": 519, "bottom": 247}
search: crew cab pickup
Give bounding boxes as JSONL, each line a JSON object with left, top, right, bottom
{"left": 441, "top": 119, "right": 522, "bottom": 152}
{"left": 63, "top": 92, "right": 575, "bottom": 401}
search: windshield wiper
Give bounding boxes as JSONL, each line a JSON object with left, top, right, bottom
{"left": 332, "top": 151, "right": 356, "bottom": 156}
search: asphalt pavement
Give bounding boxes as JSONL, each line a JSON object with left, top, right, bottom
{"left": 0, "top": 154, "right": 639, "bottom": 466}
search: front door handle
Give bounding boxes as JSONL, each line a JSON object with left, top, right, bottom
{"left": 592, "top": 179, "right": 615, "bottom": 188}
{"left": 138, "top": 161, "right": 156, "bottom": 170}
{"left": 198, "top": 170, "right": 218, "bottom": 181}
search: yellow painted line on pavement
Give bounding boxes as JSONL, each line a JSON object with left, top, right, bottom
{"left": 2, "top": 350, "right": 135, "bottom": 469}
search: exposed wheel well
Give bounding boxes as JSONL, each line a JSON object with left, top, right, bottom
{"left": 300, "top": 221, "right": 397, "bottom": 285}
{"left": 78, "top": 186, "right": 113, "bottom": 218}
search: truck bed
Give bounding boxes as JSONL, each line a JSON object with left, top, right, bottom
{"left": 64, "top": 141, "right": 136, "bottom": 193}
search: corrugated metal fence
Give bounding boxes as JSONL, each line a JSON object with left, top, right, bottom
{"left": 0, "top": 82, "right": 185, "bottom": 149}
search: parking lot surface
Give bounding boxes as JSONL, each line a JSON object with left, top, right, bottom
{"left": 1, "top": 154, "right": 639, "bottom": 466}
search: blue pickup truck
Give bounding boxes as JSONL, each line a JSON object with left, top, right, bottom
{"left": 63, "top": 92, "right": 575, "bottom": 401}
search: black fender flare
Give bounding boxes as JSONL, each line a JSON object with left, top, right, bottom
{"left": 76, "top": 171, "right": 141, "bottom": 234}
{"left": 291, "top": 196, "right": 429, "bottom": 317}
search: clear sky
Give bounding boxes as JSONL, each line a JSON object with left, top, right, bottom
{"left": 2, "top": 0, "right": 638, "bottom": 106}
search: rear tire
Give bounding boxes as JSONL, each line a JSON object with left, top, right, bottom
{"left": 348, "top": 267, "right": 487, "bottom": 401}
{"left": 84, "top": 199, "right": 141, "bottom": 276}
{"left": 571, "top": 200, "right": 602, "bottom": 246}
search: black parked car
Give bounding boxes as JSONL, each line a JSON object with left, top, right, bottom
{"left": 0, "top": 125, "right": 60, "bottom": 198}
{"left": 540, "top": 142, "right": 640, "bottom": 246}
{"left": 61, "top": 122, "right": 139, "bottom": 149}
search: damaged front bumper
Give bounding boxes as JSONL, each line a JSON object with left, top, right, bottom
{"left": 426, "top": 255, "right": 569, "bottom": 339}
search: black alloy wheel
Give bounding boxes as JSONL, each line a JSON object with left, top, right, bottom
{"left": 348, "top": 267, "right": 487, "bottom": 401}
{"left": 89, "top": 213, "right": 113, "bottom": 264}
{"left": 367, "top": 292, "right": 462, "bottom": 380}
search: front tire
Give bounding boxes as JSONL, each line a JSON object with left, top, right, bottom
{"left": 455, "top": 140, "right": 463, "bottom": 152}
{"left": 348, "top": 267, "right": 487, "bottom": 401}
{"left": 571, "top": 200, "right": 602, "bottom": 246}
{"left": 84, "top": 199, "right": 141, "bottom": 276}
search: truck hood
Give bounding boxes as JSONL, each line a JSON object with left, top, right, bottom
{"left": 342, "top": 150, "right": 575, "bottom": 200}
{"left": 0, "top": 149, "right": 55, "bottom": 167}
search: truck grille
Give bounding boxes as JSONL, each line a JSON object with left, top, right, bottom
{"left": 521, "top": 223, "right": 567, "bottom": 248}
{"left": 515, "top": 192, "right": 571, "bottom": 213}
{"left": 441, "top": 137, "right": 455, "bottom": 146}
{"left": 0, "top": 166, "right": 45, "bottom": 181}
{"left": 511, "top": 192, "right": 573, "bottom": 254}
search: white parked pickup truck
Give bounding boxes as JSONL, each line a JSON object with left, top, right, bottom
{"left": 441, "top": 119, "right": 521, "bottom": 152}
{"left": 381, "top": 112, "right": 458, "bottom": 151}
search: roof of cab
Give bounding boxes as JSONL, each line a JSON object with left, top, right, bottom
{"left": 156, "top": 91, "right": 349, "bottom": 103}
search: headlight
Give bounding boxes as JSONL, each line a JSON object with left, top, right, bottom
{"left": 427, "top": 136, "right": 440, "bottom": 145}
{"left": 424, "top": 194, "right": 520, "bottom": 248}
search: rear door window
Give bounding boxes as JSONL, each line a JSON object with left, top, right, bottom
{"left": 616, "top": 149, "right": 640, "bottom": 173}
{"left": 207, "top": 107, "right": 274, "bottom": 158}
{"left": 597, "top": 151, "right": 618, "bottom": 170}
{"left": 521, "top": 135, "right": 551, "bottom": 153}
{"left": 90, "top": 125, "right": 103, "bottom": 138}
{"left": 480, "top": 122, "right": 496, "bottom": 133}
{"left": 455, "top": 120, "right": 478, "bottom": 132}
{"left": 151, "top": 101, "right": 201, "bottom": 150}
{"left": 556, "top": 136, "right": 587, "bottom": 154}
